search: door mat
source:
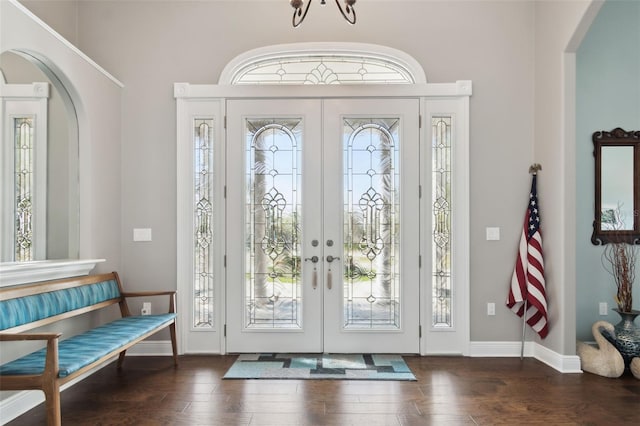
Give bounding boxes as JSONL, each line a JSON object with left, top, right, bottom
{"left": 223, "top": 353, "right": 416, "bottom": 381}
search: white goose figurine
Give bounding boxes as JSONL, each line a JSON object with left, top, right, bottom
{"left": 577, "top": 321, "right": 624, "bottom": 378}
{"left": 631, "top": 357, "right": 640, "bottom": 379}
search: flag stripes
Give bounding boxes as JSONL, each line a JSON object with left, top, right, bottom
{"left": 506, "top": 175, "right": 548, "bottom": 339}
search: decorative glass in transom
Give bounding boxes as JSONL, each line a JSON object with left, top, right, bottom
{"left": 245, "top": 118, "right": 303, "bottom": 329}
{"left": 343, "top": 118, "right": 401, "bottom": 329}
{"left": 432, "top": 116, "right": 452, "bottom": 328}
{"left": 233, "top": 56, "right": 414, "bottom": 85}
{"left": 193, "top": 119, "right": 215, "bottom": 328}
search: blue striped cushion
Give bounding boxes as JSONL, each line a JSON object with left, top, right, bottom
{"left": 0, "top": 314, "right": 176, "bottom": 377}
{"left": 0, "top": 280, "right": 121, "bottom": 330}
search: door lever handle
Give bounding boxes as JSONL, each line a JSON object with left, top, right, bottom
{"left": 305, "top": 256, "right": 319, "bottom": 289}
{"left": 325, "top": 255, "right": 340, "bottom": 290}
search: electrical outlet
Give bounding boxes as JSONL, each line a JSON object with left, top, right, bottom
{"left": 599, "top": 302, "right": 608, "bottom": 316}
{"left": 141, "top": 302, "right": 151, "bottom": 315}
{"left": 487, "top": 302, "right": 496, "bottom": 316}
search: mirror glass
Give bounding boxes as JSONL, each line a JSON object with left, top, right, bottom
{"left": 601, "top": 146, "right": 634, "bottom": 230}
{"left": 0, "top": 51, "right": 79, "bottom": 261}
{"left": 592, "top": 128, "right": 640, "bottom": 245}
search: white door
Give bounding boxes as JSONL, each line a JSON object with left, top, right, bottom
{"left": 226, "top": 98, "right": 420, "bottom": 353}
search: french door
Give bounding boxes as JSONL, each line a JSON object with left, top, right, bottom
{"left": 226, "top": 98, "right": 420, "bottom": 353}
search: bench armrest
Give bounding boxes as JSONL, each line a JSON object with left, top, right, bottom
{"left": 0, "top": 332, "right": 61, "bottom": 342}
{"left": 0, "top": 333, "right": 60, "bottom": 383}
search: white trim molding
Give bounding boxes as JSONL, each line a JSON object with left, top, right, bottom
{"left": 0, "top": 357, "right": 117, "bottom": 425}
{"left": 0, "top": 259, "right": 105, "bottom": 287}
{"left": 469, "top": 341, "right": 582, "bottom": 374}
{"left": 3, "top": 0, "right": 124, "bottom": 88}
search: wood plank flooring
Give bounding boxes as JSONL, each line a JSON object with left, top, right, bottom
{"left": 6, "top": 355, "right": 640, "bottom": 425}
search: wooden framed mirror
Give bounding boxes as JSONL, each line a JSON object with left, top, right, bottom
{"left": 592, "top": 128, "right": 640, "bottom": 245}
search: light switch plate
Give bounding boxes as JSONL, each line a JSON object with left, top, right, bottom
{"left": 487, "top": 302, "right": 496, "bottom": 316}
{"left": 133, "top": 228, "right": 152, "bottom": 242}
{"left": 486, "top": 227, "right": 500, "bottom": 241}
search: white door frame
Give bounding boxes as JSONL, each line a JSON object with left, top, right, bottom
{"left": 1, "top": 75, "right": 49, "bottom": 262}
{"left": 174, "top": 81, "right": 471, "bottom": 356}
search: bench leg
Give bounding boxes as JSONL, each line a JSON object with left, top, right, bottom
{"left": 43, "top": 382, "right": 61, "bottom": 426}
{"left": 117, "top": 350, "right": 127, "bottom": 370}
{"left": 170, "top": 322, "right": 178, "bottom": 367}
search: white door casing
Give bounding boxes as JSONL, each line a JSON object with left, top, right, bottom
{"left": 174, "top": 42, "right": 471, "bottom": 356}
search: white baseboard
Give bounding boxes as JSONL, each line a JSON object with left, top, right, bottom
{"left": 469, "top": 340, "right": 535, "bottom": 357}
{"left": 0, "top": 358, "right": 118, "bottom": 425}
{"left": 469, "top": 340, "right": 582, "bottom": 373}
{"left": 0, "top": 340, "right": 582, "bottom": 425}
{"left": 533, "top": 342, "right": 582, "bottom": 373}
{"left": 0, "top": 391, "right": 44, "bottom": 426}
{"left": 0, "top": 341, "right": 179, "bottom": 424}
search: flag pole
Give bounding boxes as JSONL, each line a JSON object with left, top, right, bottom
{"left": 521, "top": 300, "right": 527, "bottom": 360}
{"left": 521, "top": 163, "right": 542, "bottom": 360}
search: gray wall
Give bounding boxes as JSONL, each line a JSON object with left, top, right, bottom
{"left": 72, "top": 0, "right": 536, "bottom": 342}
{"left": 576, "top": 0, "right": 640, "bottom": 341}
{"left": 12, "top": 0, "right": 598, "bottom": 349}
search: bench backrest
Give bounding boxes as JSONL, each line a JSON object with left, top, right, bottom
{"left": 0, "top": 272, "right": 124, "bottom": 333}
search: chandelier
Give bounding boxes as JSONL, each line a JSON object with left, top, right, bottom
{"left": 290, "top": 0, "right": 357, "bottom": 28}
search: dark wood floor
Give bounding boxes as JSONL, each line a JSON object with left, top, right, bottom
{"left": 6, "top": 355, "right": 640, "bottom": 425}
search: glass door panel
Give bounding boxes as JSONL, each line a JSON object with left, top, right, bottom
{"left": 323, "top": 99, "right": 420, "bottom": 354}
{"left": 343, "top": 118, "right": 401, "bottom": 330}
{"left": 226, "top": 99, "right": 323, "bottom": 353}
{"left": 245, "top": 118, "right": 303, "bottom": 330}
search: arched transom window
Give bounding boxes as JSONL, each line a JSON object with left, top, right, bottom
{"left": 219, "top": 43, "right": 427, "bottom": 85}
{"left": 232, "top": 55, "right": 414, "bottom": 85}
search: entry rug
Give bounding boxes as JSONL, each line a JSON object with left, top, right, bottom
{"left": 223, "top": 353, "right": 416, "bottom": 381}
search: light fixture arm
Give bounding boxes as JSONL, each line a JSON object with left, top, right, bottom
{"left": 335, "top": 0, "right": 356, "bottom": 25}
{"left": 290, "top": 0, "right": 357, "bottom": 28}
{"left": 291, "top": 0, "right": 313, "bottom": 28}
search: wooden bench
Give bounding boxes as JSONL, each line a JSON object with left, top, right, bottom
{"left": 0, "top": 272, "right": 177, "bottom": 426}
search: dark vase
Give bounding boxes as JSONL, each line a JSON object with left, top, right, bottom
{"left": 602, "top": 309, "right": 640, "bottom": 368}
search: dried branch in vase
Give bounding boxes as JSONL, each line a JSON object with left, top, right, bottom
{"left": 602, "top": 237, "right": 637, "bottom": 313}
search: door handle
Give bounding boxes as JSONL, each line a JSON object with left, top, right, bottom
{"left": 305, "top": 256, "right": 319, "bottom": 289}
{"left": 325, "top": 255, "right": 340, "bottom": 289}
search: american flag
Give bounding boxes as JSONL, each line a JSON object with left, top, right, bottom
{"left": 506, "top": 174, "right": 548, "bottom": 339}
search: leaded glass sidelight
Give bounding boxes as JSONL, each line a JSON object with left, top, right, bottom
{"left": 193, "top": 119, "right": 215, "bottom": 328}
{"left": 245, "top": 119, "right": 303, "bottom": 329}
{"left": 14, "top": 118, "right": 34, "bottom": 262}
{"left": 432, "top": 116, "right": 452, "bottom": 328}
{"left": 343, "top": 118, "right": 401, "bottom": 329}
